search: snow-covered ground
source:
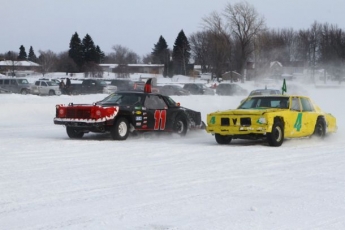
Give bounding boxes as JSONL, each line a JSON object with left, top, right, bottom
{"left": 1, "top": 75, "right": 345, "bottom": 230}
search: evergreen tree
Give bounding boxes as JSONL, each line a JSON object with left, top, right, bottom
{"left": 172, "top": 30, "right": 191, "bottom": 75}
{"left": 152, "top": 35, "right": 170, "bottom": 77}
{"left": 28, "top": 46, "right": 38, "bottom": 62}
{"left": 152, "top": 35, "right": 169, "bottom": 63}
{"left": 96, "top": 45, "right": 105, "bottom": 64}
{"left": 68, "top": 32, "right": 84, "bottom": 71}
{"left": 18, "top": 45, "right": 27, "bottom": 61}
{"left": 82, "top": 34, "right": 98, "bottom": 63}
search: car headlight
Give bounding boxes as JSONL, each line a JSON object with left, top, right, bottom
{"left": 257, "top": 117, "right": 267, "bottom": 124}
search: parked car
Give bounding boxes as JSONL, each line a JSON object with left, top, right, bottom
{"left": 0, "top": 78, "right": 31, "bottom": 94}
{"left": 69, "top": 79, "right": 117, "bottom": 94}
{"left": 216, "top": 83, "right": 248, "bottom": 96}
{"left": 183, "top": 83, "right": 215, "bottom": 95}
{"left": 133, "top": 81, "right": 160, "bottom": 93}
{"left": 31, "top": 79, "right": 62, "bottom": 96}
{"left": 160, "top": 84, "right": 190, "bottom": 96}
{"left": 109, "top": 79, "right": 135, "bottom": 91}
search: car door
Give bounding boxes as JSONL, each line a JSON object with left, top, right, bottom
{"left": 10, "top": 79, "right": 18, "bottom": 93}
{"left": 285, "top": 96, "right": 304, "bottom": 137}
{"left": 32, "top": 81, "right": 40, "bottom": 94}
{"left": 81, "top": 80, "right": 91, "bottom": 93}
{"left": 143, "top": 95, "right": 169, "bottom": 131}
{"left": 300, "top": 97, "right": 317, "bottom": 136}
{"left": 40, "top": 81, "right": 49, "bottom": 95}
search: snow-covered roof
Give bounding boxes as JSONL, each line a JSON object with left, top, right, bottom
{"left": 0, "top": 60, "right": 40, "bottom": 66}
{"left": 270, "top": 61, "right": 283, "bottom": 68}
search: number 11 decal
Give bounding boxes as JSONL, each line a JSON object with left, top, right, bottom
{"left": 154, "top": 110, "right": 167, "bottom": 130}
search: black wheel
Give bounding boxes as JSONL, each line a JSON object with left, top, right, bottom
{"left": 66, "top": 127, "right": 84, "bottom": 139}
{"left": 49, "top": 90, "right": 55, "bottom": 96}
{"left": 111, "top": 117, "right": 129, "bottom": 140}
{"left": 267, "top": 120, "right": 284, "bottom": 147}
{"left": 313, "top": 117, "right": 326, "bottom": 138}
{"left": 173, "top": 114, "right": 188, "bottom": 136}
{"left": 21, "top": 89, "right": 28, "bottom": 95}
{"left": 215, "top": 134, "right": 232, "bottom": 144}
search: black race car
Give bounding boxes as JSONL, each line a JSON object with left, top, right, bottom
{"left": 54, "top": 79, "right": 205, "bottom": 140}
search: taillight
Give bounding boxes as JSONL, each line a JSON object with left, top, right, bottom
{"left": 56, "top": 105, "right": 66, "bottom": 118}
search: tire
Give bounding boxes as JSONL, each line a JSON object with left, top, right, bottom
{"left": 215, "top": 134, "right": 232, "bottom": 144}
{"left": 49, "top": 90, "right": 55, "bottom": 96}
{"left": 111, "top": 117, "right": 129, "bottom": 140}
{"left": 313, "top": 117, "right": 326, "bottom": 138}
{"left": 21, "top": 89, "right": 28, "bottom": 95}
{"left": 66, "top": 127, "right": 84, "bottom": 139}
{"left": 173, "top": 114, "right": 188, "bottom": 136}
{"left": 267, "top": 120, "right": 284, "bottom": 147}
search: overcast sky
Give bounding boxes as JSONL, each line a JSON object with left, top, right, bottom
{"left": 2, "top": 0, "right": 345, "bottom": 57}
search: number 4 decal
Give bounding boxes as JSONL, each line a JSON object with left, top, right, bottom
{"left": 209, "top": 116, "right": 216, "bottom": 124}
{"left": 294, "top": 112, "right": 302, "bottom": 131}
{"left": 154, "top": 110, "right": 166, "bottom": 130}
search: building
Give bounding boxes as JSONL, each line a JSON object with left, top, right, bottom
{"left": 0, "top": 60, "right": 40, "bottom": 77}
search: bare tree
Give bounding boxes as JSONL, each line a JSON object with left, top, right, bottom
{"left": 38, "top": 50, "right": 58, "bottom": 76}
{"left": 4, "top": 51, "right": 19, "bottom": 77}
{"left": 199, "top": 11, "right": 232, "bottom": 80}
{"left": 106, "top": 45, "right": 140, "bottom": 64}
{"left": 224, "top": 1, "right": 266, "bottom": 81}
{"left": 189, "top": 31, "right": 210, "bottom": 73}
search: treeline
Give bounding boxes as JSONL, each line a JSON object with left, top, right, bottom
{"left": 1, "top": 1, "right": 345, "bottom": 80}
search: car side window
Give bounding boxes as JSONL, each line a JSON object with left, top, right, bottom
{"left": 42, "top": 82, "right": 48, "bottom": 86}
{"left": 10, "top": 80, "right": 17, "bottom": 85}
{"left": 35, "top": 81, "right": 40, "bottom": 86}
{"left": 291, "top": 97, "right": 301, "bottom": 111}
{"left": 300, "top": 98, "right": 314, "bottom": 112}
{"left": 144, "top": 95, "right": 167, "bottom": 109}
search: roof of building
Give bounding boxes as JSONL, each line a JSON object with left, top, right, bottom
{"left": 0, "top": 60, "right": 40, "bottom": 66}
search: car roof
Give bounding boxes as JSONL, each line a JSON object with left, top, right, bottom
{"left": 249, "top": 89, "right": 281, "bottom": 94}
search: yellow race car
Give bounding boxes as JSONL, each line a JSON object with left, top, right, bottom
{"left": 206, "top": 95, "right": 337, "bottom": 147}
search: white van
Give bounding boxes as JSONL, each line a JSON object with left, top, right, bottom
{"left": 0, "top": 78, "right": 31, "bottom": 94}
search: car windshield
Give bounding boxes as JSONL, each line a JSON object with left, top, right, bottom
{"left": 238, "top": 96, "right": 289, "bottom": 109}
{"left": 97, "top": 93, "right": 144, "bottom": 106}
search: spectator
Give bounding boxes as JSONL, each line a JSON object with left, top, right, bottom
{"left": 65, "top": 78, "right": 71, "bottom": 95}
{"left": 59, "top": 80, "right": 65, "bottom": 94}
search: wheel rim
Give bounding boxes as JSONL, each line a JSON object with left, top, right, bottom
{"left": 176, "top": 121, "right": 184, "bottom": 134}
{"left": 118, "top": 121, "right": 128, "bottom": 137}
{"left": 274, "top": 126, "right": 282, "bottom": 142}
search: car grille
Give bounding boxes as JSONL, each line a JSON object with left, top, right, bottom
{"left": 220, "top": 117, "right": 251, "bottom": 126}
